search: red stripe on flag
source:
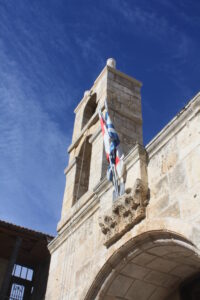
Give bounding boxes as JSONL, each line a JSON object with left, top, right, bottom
{"left": 106, "top": 153, "right": 109, "bottom": 162}
{"left": 115, "top": 156, "right": 120, "bottom": 165}
{"left": 100, "top": 117, "right": 105, "bottom": 135}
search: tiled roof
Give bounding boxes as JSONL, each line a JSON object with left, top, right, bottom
{"left": 0, "top": 219, "right": 54, "bottom": 240}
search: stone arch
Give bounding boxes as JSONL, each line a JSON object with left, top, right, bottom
{"left": 84, "top": 231, "right": 200, "bottom": 300}
{"left": 82, "top": 93, "right": 97, "bottom": 129}
{"left": 73, "top": 135, "right": 92, "bottom": 204}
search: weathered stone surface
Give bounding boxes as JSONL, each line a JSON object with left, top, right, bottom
{"left": 45, "top": 61, "right": 200, "bottom": 300}
{"left": 125, "top": 279, "right": 155, "bottom": 300}
{"left": 106, "top": 274, "right": 132, "bottom": 297}
{"left": 98, "top": 178, "right": 149, "bottom": 247}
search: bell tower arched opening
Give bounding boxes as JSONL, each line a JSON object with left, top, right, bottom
{"left": 81, "top": 93, "right": 97, "bottom": 129}
{"left": 73, "top": 136, "right": 92, "bottom": 204}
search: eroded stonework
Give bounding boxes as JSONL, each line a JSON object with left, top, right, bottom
{"left": 45, "top": 60, "right": 200, "bottom": 300}
{"left": 99, "top": 178, "right": 149, "bottom": 247}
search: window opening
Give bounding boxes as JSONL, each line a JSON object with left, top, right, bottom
{"left": 9, "top": 264, "right": 34, "bottom": 300}
{"left": 12, "top": 264, "right": 33, "bottom": 281}
{"left": 9, "top": 284, "right": 24, "bottom": 300}
{"left": 81, "top": 93, "right": 97, "bottom": 129}
{"left": 73, "top": 137, "right": 92, "bottom": 203}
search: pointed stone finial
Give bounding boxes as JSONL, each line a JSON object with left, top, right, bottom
{"left": 106, "top": 58, "right": 116, "bottom": 69}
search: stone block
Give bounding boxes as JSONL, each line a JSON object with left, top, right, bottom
{"left": 170, "top": 264, "right": 196, "bottom": 278}
{"left": 160, "top": 201, "right": 180, "bottom": 219}
{"left": 149, "top": 287, "right": 169, "bottom": 300}
{"left": 144, "top": 270, "right": 179, "bottom": 288}
{"left": 107, "top": 274, "right": 133, "bottom": 297}
{"left": 131, "top": 252, "right": 155, "bottom": 266}
{"left": 147, "top": 257, "right": 178, "bottom": 273}
{"left": 147, "top": 194, "right": 169, "bottom": 219}
{"left": 168, "top": 162, "right": 187, "bottom": 194}
{"left": 121, "top": 262, "right": 150, "bottom": 280}
{"left": 125, "top": 279, "right": 155, "bottom": 300}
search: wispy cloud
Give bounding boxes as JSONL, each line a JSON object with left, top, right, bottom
{"left": 110, "top": 1, "right": 194, "bottom": 96}
{"left": 0, "top": 3, "right": 75, "bottom": 234}
{"left": 0, "top": 53, "right": 69, "bottom": 233}
{"left": 0, "top": 0, "right": 199, "bottom": 234}
{"left": 0, "top": 1, "right": 108, "bottom": 234}
{"left": 110, "top": 0, "right": 192, "bottom": 55}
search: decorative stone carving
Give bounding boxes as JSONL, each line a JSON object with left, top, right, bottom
{"left": 99, "top": 179, "right": 149, "bottom": 247}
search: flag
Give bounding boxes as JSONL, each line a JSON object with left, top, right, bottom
{"left": 104, "top": 109, "right": 125, "bottom": 179}
{"left": 106, "top": 165, "right": 113, "bottom": 182}
{"left": 105, "top": 111, "right": 120, "bottom": 152}
{"left": 98, "top": 109, "right": 110, "bottom": 162}
{"left": 99, "top": 104, "right": 125, "bottom": 180}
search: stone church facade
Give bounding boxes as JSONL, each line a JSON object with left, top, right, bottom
{"left": 45, "top": 59, "right": 200, "bottom": 300}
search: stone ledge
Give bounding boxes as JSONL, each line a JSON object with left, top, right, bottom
{"left": 68, "top": 111, "right": 99, "bottom": 153}
{"left": 99, "top": 178, "right": 149, "bottom": 247}
{"left": 60, "top": 144, "right": 146, "bottom": 235}
{"left": 146, "top": 91, "right": 200, "bottom": 159}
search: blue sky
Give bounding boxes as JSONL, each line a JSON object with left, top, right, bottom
{"left": 0, "top": 0, "right": 200, "bottom": 235}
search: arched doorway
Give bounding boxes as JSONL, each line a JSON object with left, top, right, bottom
{"left": 85, "top": 231, "right": 200, "bottom": 300}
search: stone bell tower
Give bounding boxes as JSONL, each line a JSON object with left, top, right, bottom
{"left": 58, "top": 58, "right": 143, "bottom": 231}
{"left": 46, "top": 60, "right": 200, "bottom": 300}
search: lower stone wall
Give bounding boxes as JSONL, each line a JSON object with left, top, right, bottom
{"left": 45, "top": 93, "right": 200, "bottom": 300}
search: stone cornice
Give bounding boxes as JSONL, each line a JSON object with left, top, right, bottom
{"left": 50, "top": 144, "right": 146, "bottom": 253}
{"left": 89, "top": 127, "right": 101, "bottom": 144}
{"left": 93, "top": 177, "right": 112, "bottom": 199}
{"left": 65, "top": 128, "right": 102, "bottom": 176}
{"left": 73, "top": 64, "right": 142, "bottom": 114}
{"left": 64, "top": 157, "right": 76, "bottom": 175}
{"left": 68, "top": 111, "right": 99, "bottom": 153}
{"left": 74, "top": 66, "right": 107, "bottom": 114}
{"left": 106, "top": 66, "right": 142, "bottom": 87}
{"left": 69, "top": 65, "right": 143, "bottom": 154}
{"left": 48, "top": 194, "right": 99, "bottom": 254}
{"left": 146, "top": 92, "right": 200, "bottom": 159}
{"left": 57, "top": 190, "right": 94, "bottom": 232}
{"left": 125, "top": 143, "right": 146, "bottom": 171}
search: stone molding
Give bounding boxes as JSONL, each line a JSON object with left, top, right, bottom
{"left": 64, "top": 157, "right": 76, "bottom": 175}
{"left": 106, "top": 65, "right": 142, "bottom": 87}
{"left": 146, "top": 92, "right": 200, "bottom": 159}
{"left": 74, "top": 63, "right": 142, "bottom": 115}
{"left": 58, "top": 144, "right": 146, "bottom": 235}
{"left": 68, "top": 111, "right": 99, "bottom": 153}
{"left": 99, "top": 178, "right": 149, "bottom": 247}
{"left": 49, "top": 193, "right": 99, "bottom": 253}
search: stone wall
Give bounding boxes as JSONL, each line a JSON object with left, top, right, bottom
{"left": 45, "top": 61, "right": 200, "bottom": 300}
{"left": 147, "top": 92, "right": 200, "bottom": 245}
{"left": 58, "top": 60, "right": 142, "bottom": 231}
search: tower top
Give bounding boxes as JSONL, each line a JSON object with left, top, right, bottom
{"left": 106, "top": 58, "right": 116, "bottom": 69}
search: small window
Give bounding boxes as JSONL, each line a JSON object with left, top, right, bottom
{"left": 73, "top": 136, "right": 92, "bottom": 204}
{"left": 12, "top": 264, "right": 33, "bottom": 281}
{"left": 9, "top": 264, "right": 34, "bottom": 300}
{"left": 9, "top": 283, "right": 25, "bottom": 300}
{"left": 82, "top": 93, "right": 97, "bottom": 129}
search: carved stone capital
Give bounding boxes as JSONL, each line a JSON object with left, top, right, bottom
{"left": 98, "top": 179, "right": 149, "bottom": 247}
